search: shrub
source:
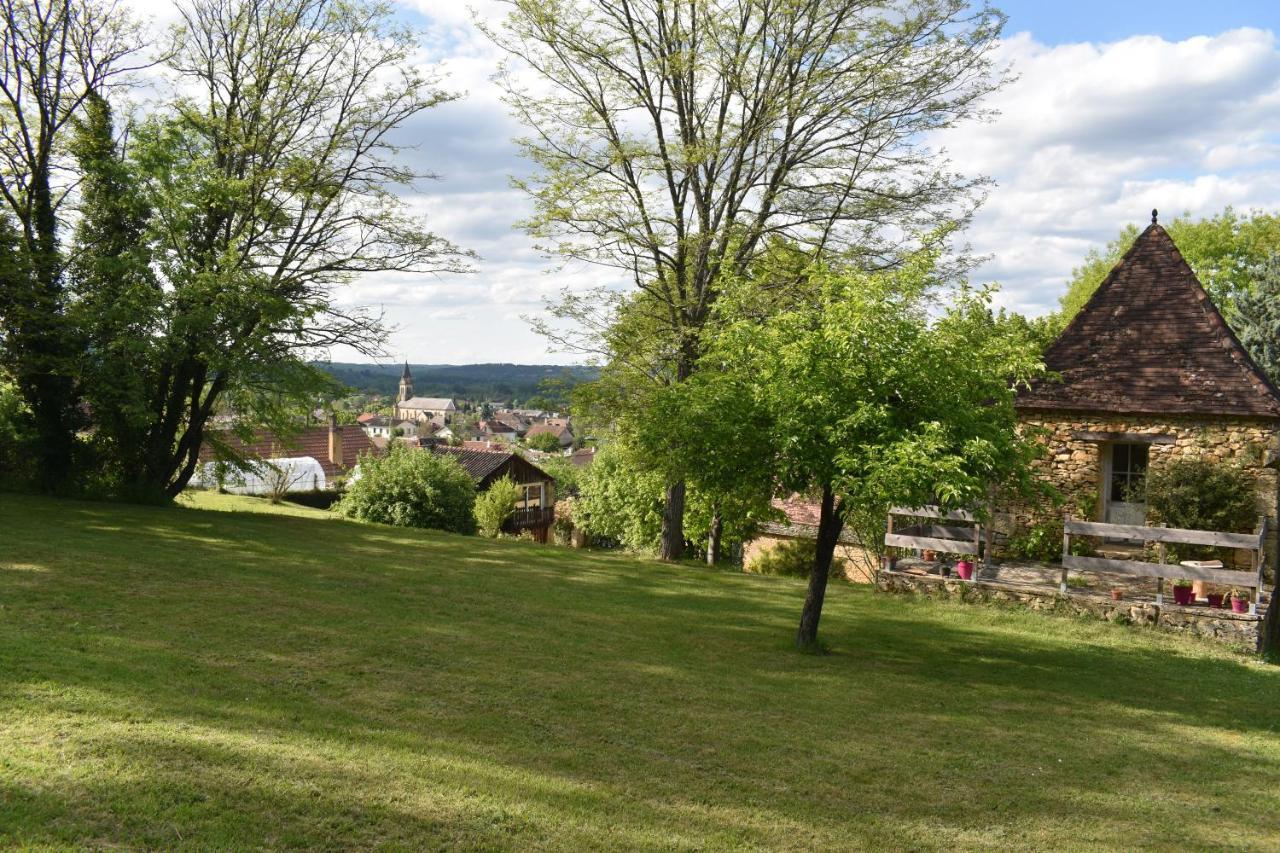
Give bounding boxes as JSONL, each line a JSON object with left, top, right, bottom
{"left": 748, "top": 538, "right": 845, "bottom": 579}
{"left": 525, "top": 431, "right": 563, "bottom": 453}
{"left": 336, "top": 445, "right": 477, "bottom": 534}
{"left": 475, "top": 477, "right": 521, "bottom": 538}
{"left": 1146, "top": 459, "right": 1258, "bottom": 533}
{"left": 1004, "top": 518, "right": 1094, "bottom": 562}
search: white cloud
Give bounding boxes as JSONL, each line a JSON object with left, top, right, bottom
{"left": 953, "top": 28, "right": 1280, "bottom": 316}
{"left": 117, "top": 3, "right": 1280, "bottom": 361}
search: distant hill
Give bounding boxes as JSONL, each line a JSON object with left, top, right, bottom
{"left": 317, "top": 362, "right": 598, "bottom": 403}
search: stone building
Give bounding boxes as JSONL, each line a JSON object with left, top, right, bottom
{"left": 1011, "top": 214, "right": 1280, "bottom": 565}
{"left": 394, "top": 362, "right": 456, "bottom": 425}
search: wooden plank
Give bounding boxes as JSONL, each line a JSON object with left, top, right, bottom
{"left": 896, "top": 523, "right": 977, "bottom": 541}
{"left": 1064, "top": 519, "right": 1260, "bottom": 549}
{"left": 884, "top": 533, "right": 979, "bottom": 555}
{"left": 889, "top": 505, "right": 976, "bottom": 522}
{"left": 1072, "top": 430, "right": 1176, "bottom": 444}
{"left": 1064, "top": 554, "right": 1263, "bottom": 587}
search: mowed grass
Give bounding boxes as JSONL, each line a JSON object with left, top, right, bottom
{"left": 1, "top": 493, "right": 1278, "bottom": 850}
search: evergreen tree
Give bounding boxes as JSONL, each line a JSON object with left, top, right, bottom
{"left": 1234, "top": 254, "right": 1280, "bottom": 384}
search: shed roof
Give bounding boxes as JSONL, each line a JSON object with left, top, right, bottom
{"left": 1017, "top": 220, "right": 1280, "bottom": 419}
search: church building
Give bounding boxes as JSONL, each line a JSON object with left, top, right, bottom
{"left": 393, "top": 362, "right": 456, "bottom": 424}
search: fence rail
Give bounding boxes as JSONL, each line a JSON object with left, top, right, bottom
{"left": 884, "top": 506, "right": 984, "bottom": 564}
{"left": 1062, "top": 515, "right": 1269, "bottom": 613}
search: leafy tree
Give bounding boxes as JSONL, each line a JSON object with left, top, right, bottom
{"left": 0, "top": 0, "right": 144, "bottom": 492}
{"left": 1233, "top": 254, "right": 1280, "bottom": 383}
{"left": 574, "top": 441, "right": 667, "bottom": 551}
{"left": 493, "top": 0, "right": 1009, "bottom": 560}
{"left": 525, "top": 431, "right": 564, "bottom": 453}
{"left": 709, "top": 261, "right": 1045, "bottom": 649}
{"left": 475, "top": 477, "right": 522, "bottom": 538}
{"left": 88, "top": 0, "right": 468, "bottom": 500}
{"left": 1053, "top": 208, "right": 1280, "bottom": 336}
{"left": 336, "top": 446, "right": 477, "bottom": 534}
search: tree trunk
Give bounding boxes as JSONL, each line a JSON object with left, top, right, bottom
{"left": 796, "top": 485, "right": 843, "bottom": 650}
{"left": 659, "top": 480, "right": 686, "bottom": 561}
{"left": 707, "top": 504, "right": 722, "bottom": 565}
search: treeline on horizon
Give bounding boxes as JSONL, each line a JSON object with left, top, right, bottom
{"left": 318, "top": 362, "right": 599, "bottom": 404}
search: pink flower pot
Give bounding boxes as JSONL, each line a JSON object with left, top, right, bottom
{"left": 955, "top": 561, "right": 974, "bottom": 581}
{"left": 1172, "top": 586, "right": 1193, "bottom": 606}
{"left": 1231, "top": 597, "right": 1248, "bottom": 613}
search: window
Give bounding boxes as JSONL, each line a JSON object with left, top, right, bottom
{"left": 521, "top": 483, "right": 544, "bottom": 509}
{"left": 1109, "top": 443, "right": 1148, "bottom": 505}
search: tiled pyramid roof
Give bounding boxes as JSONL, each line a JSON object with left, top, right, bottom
{"left": 1017, "top": 221, "right": 1280, "bottom": 419}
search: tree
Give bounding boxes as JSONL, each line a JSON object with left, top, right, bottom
{"left": 89, "top": 0, "right": 469, "bottom": 500}
{"left": 525, "top": 431, "right": 564, "bottom": 453}
{"left": 1233, "top": 254, "right": 1280, "bottom": 384}
{"left": 336, "top": 446, "right": 477, "bottom": 534}
{"left": 0, "top": 0, "right": 145, "bottom": 491}
{"left": 1054, "top": 208, "right": 1280, "bottom": 336}
{"left": 475, "top": 477, "right": 522, "bottom": 537}
{"left": 708, "top": 260, "right": 1044, "bottom": 649}
{"left": 491, "top": 0, "right": 1008, "bottom": 560}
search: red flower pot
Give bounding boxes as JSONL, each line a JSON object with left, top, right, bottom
{"left": 1231, "top": 597, "right": 1249, "bottom": 613}
{"left": 955, "top": 561, "right": 974, "bottom": 581}
{"left": 1172, "top": 586, "right": 1193, "bottom": 606}
{"left": 1206, "top": 593, "right": 1224, "bottom": 609}
{"left": 1110, "top": 588, "right": 1124, "bottom": 601}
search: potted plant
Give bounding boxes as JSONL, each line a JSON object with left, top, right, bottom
{"left": 954, "top": 559, "right": 974, "bottom": 581}
{"left": 1230, "top": 588, "right": 1250, "bottom": 613}
{"left": 1110, "top": 588, "right": 1124, "bottom": 601}
{"left": 1206, "top": 591, "right": 1224, "bottom": 609}
{"left": 1172, "top": 579, "right": 1194, "bottom": 606}
{"left": 922, "top": 549, "right": 938, "bottom": 562}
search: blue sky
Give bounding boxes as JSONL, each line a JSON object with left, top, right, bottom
{"left": 1000, "top": 1, "right": 1278, "bottom": 44}
{"left": 127, "top": 1, "right": 1280, "bottom": 364}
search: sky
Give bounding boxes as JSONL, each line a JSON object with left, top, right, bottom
{"left": 124, "top": 0, "right": 1280, "bottom": 364}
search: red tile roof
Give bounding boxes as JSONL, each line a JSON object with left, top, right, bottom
{"left": 1018, "top": 222, "right": 1280, "bottom": 419}
{"left": 199, "top": 425, "right": 379, "bottom": 480}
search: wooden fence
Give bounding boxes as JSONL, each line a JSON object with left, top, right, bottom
{"left": 1062, "top": 516, "right": 1269, "bottom": 614}
{"left": 884, "top": 506, "right": 983, "bottom": 564}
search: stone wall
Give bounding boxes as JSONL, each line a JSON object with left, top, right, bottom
{"left": 878, "top": 571, "right": 1263, "bottom": 651}
{"left": 1007, "top": 410, "right": 1279, "bottom": 572}
{"left": 744, "top": 533, "right": 879, "bottom": 584}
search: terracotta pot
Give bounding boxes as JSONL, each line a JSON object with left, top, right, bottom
{"left": 1232, "top": 597, "right": 1249, "bottom": 614}
{"left": 1206, "top": 593, "right": 1224, "bottom": 608}
{"left": 922, "top": 549, "right": 937, "bottom": 562}
{"left": 955, "top": 561, "right": 974, "bottom": 581}
{"left": 1172, "top": 585, "right": 1194, "bottom": 606}
{"left": 1110, "top": 588, "right": 1124, "bottom": 601}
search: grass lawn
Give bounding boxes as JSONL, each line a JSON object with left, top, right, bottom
{"left": 2, "top": 491, "right": 1278, "bottom": 849}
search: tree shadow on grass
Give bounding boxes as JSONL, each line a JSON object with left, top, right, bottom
{"left": 4, "top": 495, "right": 1280, "bottom": 847}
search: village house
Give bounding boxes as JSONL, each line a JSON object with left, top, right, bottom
{"left": 393, "top": 363, "right": 456, "bottom": 424}
{"left": 526, "top": 419, "right": 574, "bottom": 449}
{"left": 197, "top": 417, "right": 378, "bottom": 494}
{"left": 1009, "top": 213, "right": 1280, "bottom": 562}
{"left": 432, "top": 445, "right": 558, "bottom": 541}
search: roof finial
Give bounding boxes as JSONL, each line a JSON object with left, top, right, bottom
{"left": 1151, "top": 208, "right": 1158, "bottom": 225}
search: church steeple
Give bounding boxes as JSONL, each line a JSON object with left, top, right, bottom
{"left": 398, "top": 361, "right": 413, "bottom": 403}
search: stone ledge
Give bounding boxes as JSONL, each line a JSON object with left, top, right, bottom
{"left": 878, "top": 570, "right": 1262, "bottom": 651}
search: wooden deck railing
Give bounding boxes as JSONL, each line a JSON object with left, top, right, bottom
{"left": 504, "top": 506, "right": 555, "bottom": 531}
{"left": 1062, "top": 516, "right": 1269, "bottom": 613}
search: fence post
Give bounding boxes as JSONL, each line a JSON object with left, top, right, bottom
{"left": 1254, "top": 516, "right": 1267, "bottom": 616}
{"left": 1060, "top": 516, "right": 1071, "bottom": 594}
{"left": 1156, "top": 525, "right": 1166, "bottom": 606}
